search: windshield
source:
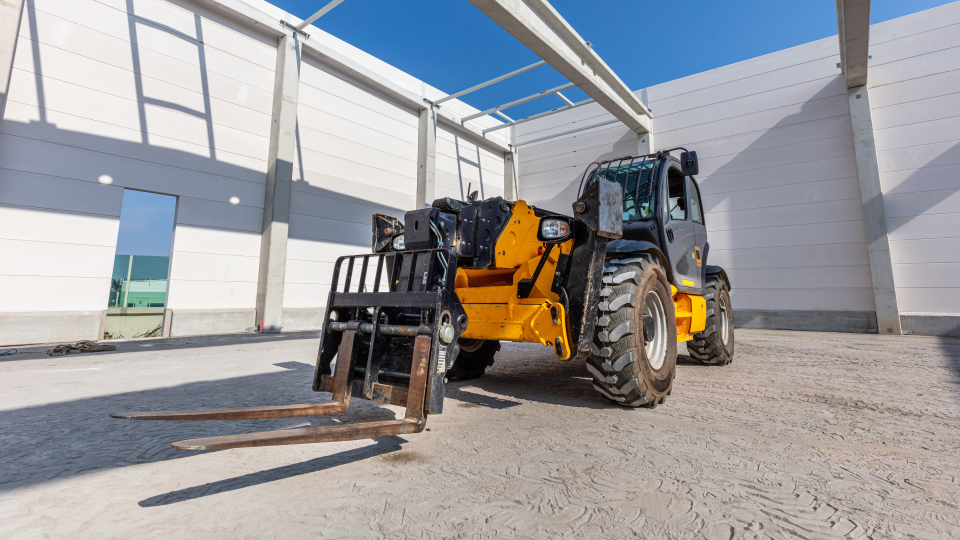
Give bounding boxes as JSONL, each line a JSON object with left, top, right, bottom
{"left": 590, "top": 159, "right": 659, "bottom": 220}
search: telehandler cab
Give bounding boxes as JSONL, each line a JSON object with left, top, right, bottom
{"left": 112, "top": 149, "right": 735, "bottom": 450}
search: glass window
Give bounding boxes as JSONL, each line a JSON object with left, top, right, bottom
{"left": 589, "top": 159, "right": 659, "bottom": 221}
{"left": 667, "top": 169, "right": 687, "bottom": 221}
{"left": 689, "top": 178, "right": 704, "bottom": 224}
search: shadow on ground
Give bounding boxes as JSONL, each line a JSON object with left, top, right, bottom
{"left": 0, "top": 341, "right": 617, "bottom": 498}
{"left": 0, "top": 360, "right": 400, "bottom": 495}
{"left": 138, "top": 437, "right": 405, "bottom": 507}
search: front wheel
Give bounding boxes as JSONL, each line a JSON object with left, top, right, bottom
{"left": 687, "top": 272, "right": 735, "bottom": 365}
{"left": 587, "top": 257, "right": 677, "bottom": 407}
{"left": 446, "top": 338, "right": 500, "bottom": 381}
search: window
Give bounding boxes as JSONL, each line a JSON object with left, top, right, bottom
{"left": 689, "top": 178, "right": 704, "bottom": 224}
{"left": 667, "top": 169, "right": 687, "bottom": 221}
{"left": 590, "top": 160, "right": 658, "bottom": 221}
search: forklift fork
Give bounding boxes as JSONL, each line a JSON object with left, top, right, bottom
{"left": 111, "top": 248, "right": 463, "bottom": 451}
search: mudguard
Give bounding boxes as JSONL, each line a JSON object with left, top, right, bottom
{"left": 605, "top": 239, "right": 675, "bottom": 285}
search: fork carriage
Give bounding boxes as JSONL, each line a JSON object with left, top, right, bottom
{"left": 112, "top": 247, "right": 464, "bottom": 451}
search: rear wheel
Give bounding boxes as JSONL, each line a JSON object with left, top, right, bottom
{"left": 446, "top": 338, "right": 500, "bottom": 381}
{"left": 588, "top": 257, "right": 677, "bottom": 407}
{"left": 687, "top": 272, "right": 734, "bottom": 365}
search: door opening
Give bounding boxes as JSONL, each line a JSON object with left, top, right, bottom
{"left": 105, "top": 190, "right": 177, "bottom": 339}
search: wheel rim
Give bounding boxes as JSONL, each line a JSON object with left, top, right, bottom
{"left": 719, "top": 295, "right": 730, "bottom": 345}
{"left": 643, "top": 290, "right": 668, "bottom": 370}
{"left": 458, "top": 338, "right": 484, "bottom": 353}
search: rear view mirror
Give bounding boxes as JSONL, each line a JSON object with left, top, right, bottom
{"left": 680, "top": 151, "right": 699, "bottom": 176}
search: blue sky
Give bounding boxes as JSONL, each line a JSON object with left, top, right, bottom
{"left": 270, "top": 0, "right": 952, "bottom": 119}
{"left": 115, "top": 190, "right": 177, "bottom": 257}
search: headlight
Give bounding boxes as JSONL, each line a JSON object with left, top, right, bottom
{"left": 540, "top": 219, "right": 571, "bottom": 240}
{"left": 391, "top": 234, "right": 405, "bottom": 250}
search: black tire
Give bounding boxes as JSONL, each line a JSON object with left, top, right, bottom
{"left": 687, "top": 272, "right": 734, "bottom": 366}
{"left": 446, "top": 338, "right": 500, "bottom": 381}
{"left": 588, "top": 257, "right": 677, "bottom": 407}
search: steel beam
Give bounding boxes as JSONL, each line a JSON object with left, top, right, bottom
{"left": 468, "top": 0, "right": 650, "bottom": 134}
{"left": 836, "top": 0, "right": 871, "bottom": 88}
{"left": 514, "top": 118, "right": 619, "bottom": 147}
{"left": 296, "top": 0, "right": 347, "bottom": 30}
{"left": 255, "top": 33, "right": 301, "bottom": 332}
{"left": 461, "top": 82, "right": 574, "bottom": 123}
{"left": 554, "top": 91, "right": 574, "bottom": 106}
{"left": 0, "top": 0, "right": 25, "bottom": 122}
{"left": 434, "top": 60, "right": 545, "bottom": 105}
{"left": 483, "top": 96, "right": 594, "bottom": 134}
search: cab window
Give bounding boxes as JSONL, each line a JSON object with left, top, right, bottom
{"left": 591, "top": 160, "right": 658, "bottom": 221}
{"left": 688, "top": 177, "right": 704, "bottom": 224}
{"left": 666, "top": 168, "right": 687, "bottom": 221}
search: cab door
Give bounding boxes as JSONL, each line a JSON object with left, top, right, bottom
{"left": 687, "top": 176, "right": 708, "bottom": 284}
{"left": 661, "top": 164, "right": 700, "bottom": 292}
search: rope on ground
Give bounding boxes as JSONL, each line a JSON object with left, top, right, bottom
{"left": 0, "top": 349, "right": 15, "bottom": 356}
{"left": 47, "top": 341, "right": 118, "bottom": 357}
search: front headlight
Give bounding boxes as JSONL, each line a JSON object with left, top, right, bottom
{"left": 391, "top": 234, "right": 405, "bottom": 250}
{"left": 540, "top": 219, "right": 571, "bottom": 240}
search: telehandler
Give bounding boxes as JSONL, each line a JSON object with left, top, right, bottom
{"left": 113, "top": 149, "right": 735, "bottom": 450}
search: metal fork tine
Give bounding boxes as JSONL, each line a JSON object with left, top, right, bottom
{"left": 168, "top": 335, "right": 431, "bottom": 451}
{"left": 110, "top": 331, "right": 358, "bottom": 421}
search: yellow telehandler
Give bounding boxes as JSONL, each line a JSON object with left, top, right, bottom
{"left": 113, "top": 149, "right": 735, "bottom": 450}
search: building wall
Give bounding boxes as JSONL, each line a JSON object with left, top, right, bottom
{"left": 0, "top": 0, "right": 505, "bottom": 344}
{"left": 516, "top": 3, "right": 960, "bottom": 335}
{"left": 868, "top": 3, "right": 960, "bottom": 333}
{"left": 1, "top": 0, "right": 277, "bottom": 343}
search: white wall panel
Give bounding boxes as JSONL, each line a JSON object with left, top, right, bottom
{"left": 0, "top": 205, "right": 119, "bottom": 246}
{"left": 870, "top": 68, "right": 960, "bottom": 109}
{"left": 709, "top": 243, "right": 870, "bottom": 269}
{"left": 883, "top": 188, "right": 960, "bottom": 219}
{"left": 870, "top": 4, "right": 960, "bottom": 315}
{"left": 0, "top": 276, "right": 112, "bottom": 312}
{"left": 895, "top": 288, "right": 960, "bottom": 314}
{"left": 872, "top": 93, "right": 960, "bottom": 131}
{"left": 29, "top": 0, "right": 276, "bottom": 92}
{"left": 0, "top": 168, "right": 123, "bottom": 215}
{"left": 165, "top": 280, "right": 258, "bottom": 310}
{"left": 707, "top": 197, "right": 863, "bottom": 232}
{"left": 889, "top": 237, "right": 960, "bottom": 264}
{"left": 168, "top": 251, "right": 258, "bottom": 283}
{"left": 0, "top": 239, "right": 116, "bottom": 279}
{"left": 172, "top": 225, "right": 260, "bottom": 257}
{"left": 730, "top": 287, "right": 875, "bottom": 312}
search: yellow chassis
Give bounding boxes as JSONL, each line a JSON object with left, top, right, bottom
{"left": 456, "top": 201, "right": 707, "bottom": 360}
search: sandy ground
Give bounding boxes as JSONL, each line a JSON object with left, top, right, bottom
{"left": 1, "top": 329, "right": 959, "bottom": 539}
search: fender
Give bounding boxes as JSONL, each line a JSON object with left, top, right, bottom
{"left": 704, "top": 263, "right": 731, "bottom": 290}
{"left": 605, "top": 239, "right": 675, "bottom": 285}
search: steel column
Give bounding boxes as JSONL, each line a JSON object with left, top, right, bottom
{"left": 503, "top": 149, "right": 516, "bottom": 200}
{"left": 416, "top": 100, "right": 438, "bottom": 208}
{"left": 255, "top": 33, "right": 301, "bottom": 332}
{"left": 848, "top": 86, "right": 901, "bottom": 334}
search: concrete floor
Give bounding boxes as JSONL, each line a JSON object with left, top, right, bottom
{"left": 1, "top": 329, "right": 959, "bottom": 539}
